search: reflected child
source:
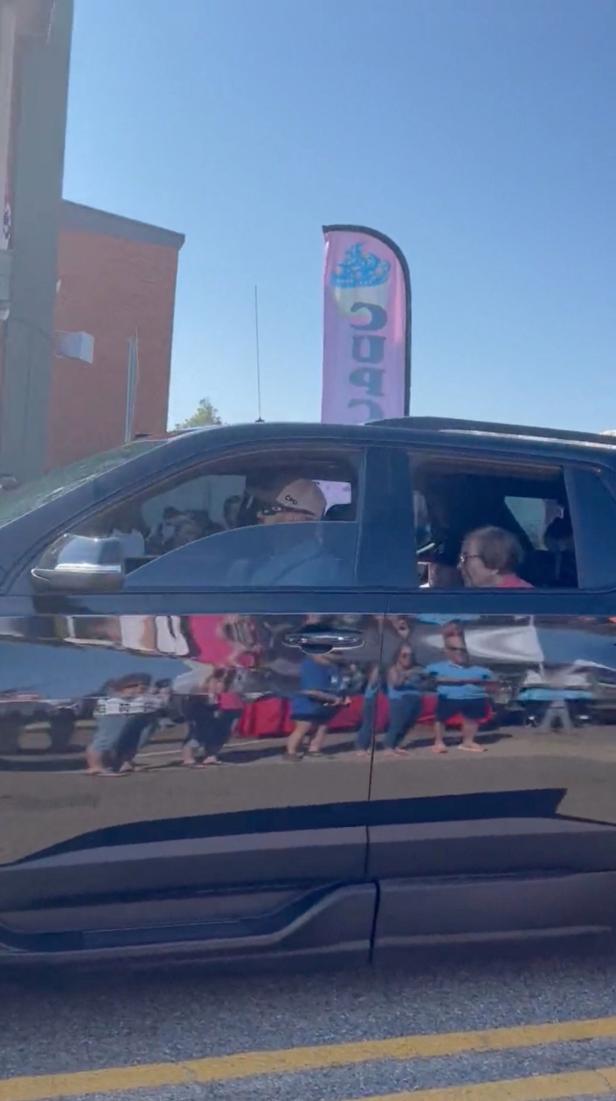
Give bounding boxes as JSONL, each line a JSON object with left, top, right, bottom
{"left": 286, "top": 654, "right": 350, "bottom": 760}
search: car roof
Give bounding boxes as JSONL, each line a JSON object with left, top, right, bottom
{"left": 1, "top": 415, "right": 614, "bottom": 573}
{"left": 371, "top": 416, "right": 616, "bottom": 452}
{"left": 171, "top": 417, "right": 616, "bottom": 465}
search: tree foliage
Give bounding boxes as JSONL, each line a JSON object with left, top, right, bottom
{"left": 174, "top": 397, "right": 222, "bottom": 429}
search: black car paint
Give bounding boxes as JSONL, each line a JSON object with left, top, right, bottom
{"left": 1, "top": 421, "right": 616, "bottom": 965}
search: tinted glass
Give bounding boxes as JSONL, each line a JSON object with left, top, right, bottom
{"left": 0, "top": 439, "right": 164, "bottom": 529}
{"left": 568, "top": 467, "right": 616, "bottom": 590}
{"left": 504, "top": 496, "right": 563, "bottom": 550}
{"left": 410, "top": 454, "right": 577, "bottom": 589}
{"left": 63, "top": 447, "right": 361, "bottom": 590}
{"left": 124, "top": 521, "right": 358, "bottom": 589}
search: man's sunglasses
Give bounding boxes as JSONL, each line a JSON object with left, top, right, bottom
{"left": 259, "top": 502, "right": 316, "bottom": 519}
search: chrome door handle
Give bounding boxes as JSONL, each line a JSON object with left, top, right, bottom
{"left": 283, "top": 629, "right": 364, "bottom": 653}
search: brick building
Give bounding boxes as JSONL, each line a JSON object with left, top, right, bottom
{"left": 49, "top": 201, "right": 184, "bottom": 468}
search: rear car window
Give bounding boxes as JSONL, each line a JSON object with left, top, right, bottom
{"left": 410, "top": 454, "right": 577, "bottom": 589}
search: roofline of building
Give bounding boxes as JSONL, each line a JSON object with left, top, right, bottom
{"left": 60, "top": 199, "right": 185, "bottom": 250}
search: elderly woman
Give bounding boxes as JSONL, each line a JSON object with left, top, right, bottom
{"left": 459, "top": 526, "right": 533, "bottom": 589}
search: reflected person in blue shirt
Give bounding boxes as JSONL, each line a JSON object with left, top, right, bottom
{"left": 287, "top": 653, "right": 349, "bottom": 759}
{"left": 426, "top": 629, "right": 494, "bottom": 754}
{"left": 384, "top": 643, "right": 426, "bottom": 756}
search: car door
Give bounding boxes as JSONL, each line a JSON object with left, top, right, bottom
{"left": 0, "top": 428, "right": 396, "bottom": 963}
{"left": 367, "top": 440, "right": 616, "bottom": 952}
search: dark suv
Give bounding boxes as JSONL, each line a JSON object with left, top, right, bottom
{"left": 2, "top": 415, "right": 616, "bottom": 965}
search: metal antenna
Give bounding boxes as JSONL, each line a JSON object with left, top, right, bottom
{"left": 254, "top": 285, "right": 264, "bottom": 422}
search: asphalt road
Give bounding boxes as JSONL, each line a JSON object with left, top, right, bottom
{"left": 5, "top": 937, "right": 616, "bottom": 1100}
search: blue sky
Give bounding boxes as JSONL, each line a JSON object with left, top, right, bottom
{"left": 64, "top": 0, "right": 616, "bottom": 430}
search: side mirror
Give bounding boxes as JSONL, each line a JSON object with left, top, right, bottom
{"left": 31, "top": 534, "right": 125, "bottom": 593}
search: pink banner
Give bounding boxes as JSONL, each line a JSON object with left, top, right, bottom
{"left": 321, "top": 225, "right": 411, "bottom": 424}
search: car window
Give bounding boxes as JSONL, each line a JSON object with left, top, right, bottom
{"left": 65, "top": 447, "right": 361, "bottom": 590}
{"left": 567, "top": 466, "right": 616, "bottom": 590}
{"left": 410, "top": 454, "right": 578, "bottom": 590}
{"left": 504, "top": 496, "right": 563, "bottom": 550}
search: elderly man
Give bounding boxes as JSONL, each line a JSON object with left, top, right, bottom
{"left": 226, "top": 475, "right": 347, "bottom": 587}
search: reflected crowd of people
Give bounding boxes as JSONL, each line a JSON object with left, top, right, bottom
{"left": 0, "top": 605, "right": 610, "bottom": 775}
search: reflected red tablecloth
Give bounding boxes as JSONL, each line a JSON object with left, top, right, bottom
{"left": 236, "top": 693, "right": 492, "bottom": 739}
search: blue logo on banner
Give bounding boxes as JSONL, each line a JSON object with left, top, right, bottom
{"left": 330, "top": 243, "right": 390, "bottom": 288}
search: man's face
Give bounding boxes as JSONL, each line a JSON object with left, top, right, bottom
{"left": 399, "top": 647, "right": 413, "bottom": 667}
{"left": 254, "top": 476, "right": 327, "bottom": 527}
{"left": 444, "top": 639, "right": 468, "bottom": 667}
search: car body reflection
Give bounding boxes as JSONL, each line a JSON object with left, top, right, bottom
{"left": 1, "top": 612, "right": 616, "bottom": 894}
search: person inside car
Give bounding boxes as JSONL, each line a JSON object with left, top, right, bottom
{"left": 146, "top": 506, "right": 182, "bottom": 554}
{"left": 544, "top": 513, "right": 577, "bottom": 587}
{"left": 148, "top": 508, "right": 220, "bottom": 554}
{"left": 226, "top": 476, "right": 347, "bottom": 586}
{"left": 419, "top": 545, "right": 464, "bottom": 589}
{"left": 458, "top": 526, "right": 533, "bottom": 589}
{"left": 223, "top": 494, "right": 242, "bottom": 529}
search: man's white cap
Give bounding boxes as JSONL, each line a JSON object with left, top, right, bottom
{"left": 274, "top": 478, "right": 326, "bottom": 519}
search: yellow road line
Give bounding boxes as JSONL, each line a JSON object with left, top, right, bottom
{"left": 3, "top": 1015, "right": 616, "bottom": 1100}
{"left": 340, "top": 1064, "right": 616, "bottom": 1101}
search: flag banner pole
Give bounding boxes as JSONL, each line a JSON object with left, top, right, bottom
{"left": 322, "top": 224, "right": 411, "bottom": 424}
